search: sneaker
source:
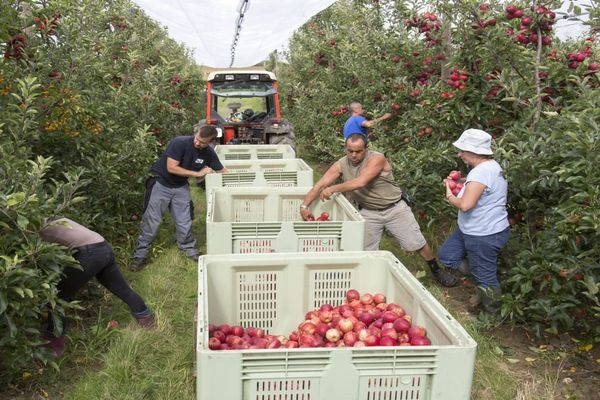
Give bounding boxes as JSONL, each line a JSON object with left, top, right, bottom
{"left": 42, "top": 333, "right": 66, "bottom": 357}
{"left": 135, "top": 314, "right": 156, "bottom": 329}
{"left": 130, "top": 257, "right": 148, "bottom": 272}
{"left": 432, "top": 268, "right": 459, "bottom": 287}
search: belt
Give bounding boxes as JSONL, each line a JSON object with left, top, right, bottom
{"left": 358, "top": 199, "right": 402, "bottom": 212}
{"left": 75, "top": 241, "right": 107, "bottom": 253}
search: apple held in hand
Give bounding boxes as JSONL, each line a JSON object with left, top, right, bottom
{"left": 315, "top": 212, "right": 330, "bottom": 221}
{"left": 448, "top": 170, "right": 462, "bottom": 181}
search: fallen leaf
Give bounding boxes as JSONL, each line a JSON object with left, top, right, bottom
{"left": 569, "top": 367, "right": 577, "bottom": 373}
{"left": 506, "top": 358, "right": 520, "bottom": 364}
{"left": 525, "top": 357, "right": 536, "bottom": 363}
{"left": 22, "top": 371, "right": 31, "bottom": 379}
{"left": 578, "top": 344, "right": 593, "bottom": 352}
{"left": 562, "top": 377, "right": 573, "bottom": 385}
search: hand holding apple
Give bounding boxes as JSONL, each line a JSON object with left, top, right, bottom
{"left": 300, "top": 207, "right": 315, "bottom": 221}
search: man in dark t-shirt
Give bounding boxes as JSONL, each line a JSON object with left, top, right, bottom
{"left": 130, "top": 124, "right": 227, "bottom": 271}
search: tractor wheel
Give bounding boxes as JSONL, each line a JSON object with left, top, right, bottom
{"left": 268, "top": 121, "right": 296, "bottom": 149}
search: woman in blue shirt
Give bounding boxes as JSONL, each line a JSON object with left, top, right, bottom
{"left": 439, "top": 129, "right": 510, "bottom": 314}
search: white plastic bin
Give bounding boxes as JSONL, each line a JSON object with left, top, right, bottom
{"left": 215, "top": 144, "right": 295, "bottom": 160}
{"left": 196, "top": 251, "right": 477, "bottom": 400}
{"left": 205, "top": 159, "right": 313, "bottom": 190}
{"left": 206, "top": 187, "right": 364, "bottom": 254}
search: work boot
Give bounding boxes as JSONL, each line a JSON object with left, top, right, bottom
{"left": 129, "top": 257, "right": 148, "bottom": 272}
{"left": 478, "top": 286, "right": 502, "bottom": 314}
{"left": 431, "top": 268, "right": 459, "bottom": 287}
{"left": 457, "top": 259, "right": 470, "bottom": 275}
{"left": 42, "top": 333, "right": 66, "bottom": 357}
{"left": 135, "top": 314, "right": 156, "bottom": 329}
{"left": 468, "top": 290, "right": 482, "bottom": 311}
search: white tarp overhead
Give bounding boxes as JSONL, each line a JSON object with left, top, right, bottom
{"left": 132, "top": 0, "right": 337, "bottom": 68}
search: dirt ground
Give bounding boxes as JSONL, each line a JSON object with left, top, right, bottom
{"left": 442, "top": 279, "right": 600, "bottom": 400}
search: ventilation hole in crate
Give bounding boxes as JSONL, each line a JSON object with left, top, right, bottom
{"left": 235, "top": 239, "right": 274, "bottom": 253}
{"left": 234, "top": 198, "right": 264, "bottom": 222}
{"left": 252, "top": 379, "right": 314, "bottom": 399}
{"left": 363, "top": 376, "right": 424, "bottom": 400}
{"left": 281, "top": 198, "right": 304, "bottom": 221}
{"left": 238, "top": 272, "right": 278, "bottom": 331}
{"left": 225, "top": 154, "right": 251, "bottom": 160}
{"left": 300, "top": 238, "right": 339, "bottom": 252}
{"left": 264, "top": 172, "right": 298, "bottom": 187}
{"left": 310, "top": 270, "right": 352, "bottom": 309}
{"left": 257, "top": 154, "right": 284, "bottom": 159}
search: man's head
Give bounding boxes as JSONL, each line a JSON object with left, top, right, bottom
{"left": 349, "top": 102, "right": 363, "bottom": 115}
{"left": 193, "top": 125, "right": 217, "bottom": 149}
{"left": 345, "top": 133, "right": 368, "bottom": 165}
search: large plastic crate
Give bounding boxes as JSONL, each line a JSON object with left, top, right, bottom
{"left": 206, "top": 187, "right": 364, "bottom": 254}
{"left": 205, "top": 159, "right": 313, "bottom": 191}
{"left": 196, "top": 251, "right": 477, "bottom": 400}
{"left": 214, "top": 144, "right": 295, "bottom": 160}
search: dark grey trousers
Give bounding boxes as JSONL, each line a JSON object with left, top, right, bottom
{"left": 133, "top": 180, "right": 198, "bottom": 259}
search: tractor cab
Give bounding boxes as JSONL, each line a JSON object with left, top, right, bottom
{"left": 205, "top": 70, "right": 295, "bottom": 147}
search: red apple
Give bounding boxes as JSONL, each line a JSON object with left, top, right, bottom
{"left": 408, "top": 325, "right": 427, "bottom": 338}
{"left": 346, "top": 289, "right": 360, "bottom": 302}
{"left": 325, "top": 328, "right": 341, "bottom": 342}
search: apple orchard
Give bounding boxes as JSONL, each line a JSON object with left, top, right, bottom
{"left": 0, "top": 0, "right": 599, "bottom": 378}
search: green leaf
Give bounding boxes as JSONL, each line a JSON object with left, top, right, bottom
{"left": 17, "top": 214, "right": 29, "bottom": 229}
{"left": 6, "top": 192, "right": 25, "bottom": 207}
{"left": 0, "top": 292, "right": 7, "bottom": 314}
{"left": 12, "top": 287, "right": 25, "bottom": 297}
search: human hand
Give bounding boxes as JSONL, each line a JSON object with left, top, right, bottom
{"left": 443, "top": 178, "right": 454, "bottom": 196}
{"left": 382, "top": 112, "right": 393, "bottom": 119}
{"left": 300, "top": 207, "right": 315, "bottom": 221}
{"left": 319, "top": 187, "right": 334, "bottom": 201}
{"left": 199, "top": 167, "right": 214, "bottom": 177}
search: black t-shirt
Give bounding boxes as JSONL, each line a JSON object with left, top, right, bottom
{"left": 150, "top": 136, "right": 224, "bottom": 188}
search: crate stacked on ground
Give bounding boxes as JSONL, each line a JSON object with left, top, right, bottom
{"left": 206, "top": 187, "right": 364, "bottom": 254}
{"left": 214, "top": 144, "right": 296, "bottom": 160}
{"left": 205, "top": 158, "right": 314, "bottom": 192}
{"left": 196, "top": 251, "right": 477, "bottom": 400}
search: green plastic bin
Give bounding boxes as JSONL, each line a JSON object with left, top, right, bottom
{"left": 206, "top": 187, "right": 364, "bottom": 254}
{"left": 214, "top": 144, "right": 295, "bottom": 160}
{"left": 205, "top": 159, "right": 313, "bottom": 191}
{"left": 196, "top": 251, "right": 477, "bottom": 400}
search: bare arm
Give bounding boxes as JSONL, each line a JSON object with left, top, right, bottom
{"left": 362, "top": 113, "right": 393, "bottom": 128}
{"left": 321, "top": 154, "right": 385, "bottom": 200}
{"left": 445, "top": 180, "right": 486, "bottom": 212}
{"left": 300, "top": 162, "right": 343, "bottom": 220}
{"left": 167, "top": 157, "right": 215, "bottom": 178}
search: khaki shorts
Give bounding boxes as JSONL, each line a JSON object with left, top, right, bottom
{"left": 360, "top": 200, "right": 427, "bottom": 252}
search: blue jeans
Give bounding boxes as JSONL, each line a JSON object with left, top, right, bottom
{"left": 438, "top": 227, "right": 510, "bottom": 288}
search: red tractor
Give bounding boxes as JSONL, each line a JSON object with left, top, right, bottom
{"left": 204, "top": 70, "right": 295, "bottom": 147}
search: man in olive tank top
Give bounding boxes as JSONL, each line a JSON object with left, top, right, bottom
{"left": 300, "top": 134, "right": 458, "bottom": 287}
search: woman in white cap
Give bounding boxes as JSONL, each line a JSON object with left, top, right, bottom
{"left": 438, "top": 129, "right": 510, "bottom": 314}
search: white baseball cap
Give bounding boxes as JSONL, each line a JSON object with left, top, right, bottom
{"left": 453, "top": 129, "right": 493, "bottom": 155}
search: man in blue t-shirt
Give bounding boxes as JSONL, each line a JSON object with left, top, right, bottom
{"left": 130, "top": 124, "right": 227, "bottom": 271}
{"left": 342, "top": 102, "right": 393, "bottom": 139}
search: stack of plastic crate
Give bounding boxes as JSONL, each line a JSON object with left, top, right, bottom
{"left": 198, "top": 144, "right": 476, "bottom": 400}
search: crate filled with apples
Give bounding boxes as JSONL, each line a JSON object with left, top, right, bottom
{"left": 196, "top": 251, "right": 477, "bottom": 400}
{"left": 207, "top": 289, "right": 430, "bottom": 350}
{"left": 206, "top": 187, "right": 364, "bottom": 254}
{"left": 446, "top": 170, "right": 464, "bottom": 196}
